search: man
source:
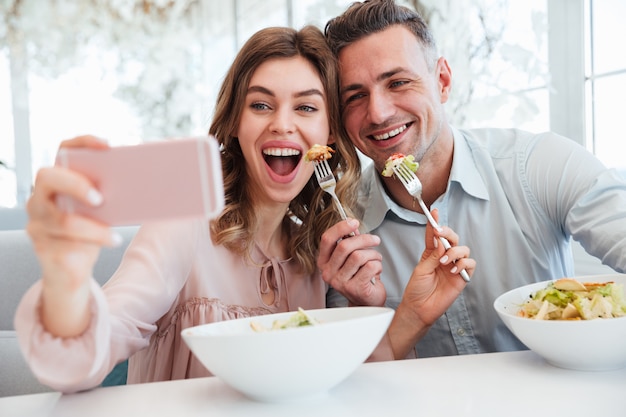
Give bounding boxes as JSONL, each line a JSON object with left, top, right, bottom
{"left": 319, "top": 0, "right": 626, "bottom": 358}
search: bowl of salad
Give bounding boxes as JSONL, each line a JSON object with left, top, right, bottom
{"left": 494, "top": 273, "right": 626, "bottom": 371}
{"left": 181, "top": 306, "right": 394, "bottom": 402}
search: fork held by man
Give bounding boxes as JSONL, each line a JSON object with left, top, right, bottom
{"left": 393, "top": 162, "right": 471, "bottom": 283}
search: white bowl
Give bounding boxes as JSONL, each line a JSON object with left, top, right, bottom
{"left": 494, "top": 273, "right": 626, "bottom": 371}
{"left": 181, "top": 306, "right": 394, "bottom": 401}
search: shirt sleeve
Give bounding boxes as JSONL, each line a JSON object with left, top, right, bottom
{"left": 525, "top": 132, "right": 626, "bottom": 272}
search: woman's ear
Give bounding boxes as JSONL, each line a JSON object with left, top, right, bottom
{"left": 327, "top": 133, "right": 336, "bottom": 145}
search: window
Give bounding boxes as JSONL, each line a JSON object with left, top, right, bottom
{"left": 584, "top": 0, "right": 626, "bottom": 171}
{"left": 549, "top": 0, "right": 626, "bottom": 173}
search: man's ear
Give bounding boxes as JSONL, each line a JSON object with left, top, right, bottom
{"left": 436, "top": 57, "right": 452, "bottom": 104}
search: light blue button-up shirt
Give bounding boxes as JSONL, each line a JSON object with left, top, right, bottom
{"left": 329, "top": 127, "right": 626, "bottom": 357}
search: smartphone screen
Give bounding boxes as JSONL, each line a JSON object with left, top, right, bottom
{"left": 55, "top": 136, "right": 224, "bottom": 226}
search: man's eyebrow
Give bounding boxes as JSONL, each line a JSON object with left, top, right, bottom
{"left": 340, "top": 67, "right": 406, "bottom": 96}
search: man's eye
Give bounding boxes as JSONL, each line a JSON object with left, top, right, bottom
{"left": 390, "top": 80, "right": 408, "bottom": 88}
{"left": 344, "top": 93, "right": 365, "bottom": 106}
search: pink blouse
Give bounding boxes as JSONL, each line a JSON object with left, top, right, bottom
{"left": 15, "top": 218, "right": 327, "bottom": 393}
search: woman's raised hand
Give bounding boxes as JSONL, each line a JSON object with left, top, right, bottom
{"left": 26, "top": 135, "right": 120, "bottom": 337}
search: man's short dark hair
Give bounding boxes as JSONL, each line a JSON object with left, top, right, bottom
{"left": 324, "top": 0, "right": 438, "bottom": 68}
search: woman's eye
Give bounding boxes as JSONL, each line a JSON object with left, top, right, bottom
{"left": 250, "top": 102, "right": 270, "bottom": 111}
{"left": 297, "top": 105, "right": 317, "bottom": 113}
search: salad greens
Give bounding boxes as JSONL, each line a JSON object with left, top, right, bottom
{"left": 250, "top": 308, "right": 319, "bottom": 332}
{"left": 381, "top": 153, "right": 419, "bottom": 177}
{"left": 518, "top": 278, "right": 626, "bottom": 320}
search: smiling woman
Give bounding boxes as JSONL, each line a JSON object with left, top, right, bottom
{"left": 237, "top": 56, "right": 330, "bottom": 186}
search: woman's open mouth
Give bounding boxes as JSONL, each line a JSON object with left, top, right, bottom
{"left": 263, "top": 147, "right": 302, "bottom": 176}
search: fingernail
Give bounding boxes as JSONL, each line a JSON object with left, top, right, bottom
{"left": 347, "top": 218, "right": 358, "bottom": 227}
{"left": 451, "top": 266, "right": 458, "bottom": 273}
{"left": 111, "top": 231, "right": 123, "bottom": 247}
{"left": 440, "top": 255, "right": 449, "bottom": 264}
{"left": 87, "top": 189, "right": 103, "bottom": 206}
{"left": 433, "top": 237, "right": 438, "bottom": 248}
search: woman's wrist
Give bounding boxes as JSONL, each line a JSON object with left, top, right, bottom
{"left": 387, "top": 300, "right": 430, "bottom": 359}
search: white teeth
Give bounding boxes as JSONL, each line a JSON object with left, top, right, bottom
{"left": 262, "top": 148, "right": 301, "bottom": 157}
{"left": 373, "top": 124, "right": 407, "bottom": 141}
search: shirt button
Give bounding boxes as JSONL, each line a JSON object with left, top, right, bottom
{"left": 456, "top": 328, "right": 466, "bottom": 336}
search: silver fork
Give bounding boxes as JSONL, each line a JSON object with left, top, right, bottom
{"left": 314, "top": 159, "right": 375, "bottom": 285}
{"left": 313, "top": 159, "right": 349, "bottom": 220}
{"left": 392, "top": 162, "right": 471, "bottom": 283}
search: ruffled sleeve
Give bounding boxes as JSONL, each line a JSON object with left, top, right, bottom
{"left": 14, "top": 278, "right": 126, "bottom": 393}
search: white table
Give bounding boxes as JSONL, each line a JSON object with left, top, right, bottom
{"left": 2, "top": 350, "right": 624, "bottom": 417}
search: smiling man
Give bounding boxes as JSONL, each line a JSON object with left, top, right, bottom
{"left": 319, "top": 0, "right": 626, "bottom": 359}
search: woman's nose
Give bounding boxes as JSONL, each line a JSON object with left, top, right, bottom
{"left": 269, "top": 108, "right": 295, "bottom": 135}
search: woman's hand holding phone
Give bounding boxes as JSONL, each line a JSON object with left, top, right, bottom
{"left": 27, "top": 135, "right": 117, "bottom": 338}
{"left": 26, "top": 134, "right": 225, "bottom": 337}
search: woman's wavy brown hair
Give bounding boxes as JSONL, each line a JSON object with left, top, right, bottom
{"left": 209, "top": 25, "right": 361, "bottom": 274}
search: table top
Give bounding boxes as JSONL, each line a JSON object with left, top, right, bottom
{"left": 2, "top": 350, "right": 625, "bottom": 417}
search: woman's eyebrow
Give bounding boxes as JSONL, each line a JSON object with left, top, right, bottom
{"left": 294, "top": 88, "right": 324, "bottom": 98}
{"left": 247, "top": 85, "right": 274, "bottom": 96}
{"left": 247, "top": 86, "right": 324, "bottom": 98}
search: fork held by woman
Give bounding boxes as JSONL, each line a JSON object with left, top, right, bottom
{"left": 313, "top": 159, "right": 349, "bottom": 220}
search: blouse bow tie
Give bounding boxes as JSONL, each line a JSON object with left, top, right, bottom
{"left": 259, "top": 257, "right": 288, "bottom": 309}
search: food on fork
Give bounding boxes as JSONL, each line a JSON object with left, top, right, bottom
{"left": 381, "top": 153, "right": 419, "bottom": 177}
{"left": 305, "top": 144, "right": 335, "bottom": 162}
{"left": 250, "top": 308, "right": 320, "bottom": 332}
{"left": 518, "top": 278, "right": 626, "bottom": 320}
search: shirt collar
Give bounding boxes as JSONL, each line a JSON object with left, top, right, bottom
{"left": 450, "top": 126, "right": 490, "bottom": 201}
{"left": 360, "top": 127, "right": 489, "bottom": 232}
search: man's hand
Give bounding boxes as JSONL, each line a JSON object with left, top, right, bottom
{"left": 388, "top": 209, "right": 476, "bottom": 358}
{"left": 317, "top": 218, "right": 386, "bottom": 306}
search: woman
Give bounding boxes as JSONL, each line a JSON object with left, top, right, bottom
{"left": 15, "top": 25, "right": 474, "bottom": 394}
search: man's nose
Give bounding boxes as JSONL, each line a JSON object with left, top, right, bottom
{"left": 367, "top": 91, "right": 394, "bottom": 125}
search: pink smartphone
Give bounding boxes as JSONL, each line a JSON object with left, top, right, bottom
{"left": 55, "top": 136, "right": 224, "bottom": 226}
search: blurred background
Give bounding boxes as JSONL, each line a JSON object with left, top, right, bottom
{"left": 0, "top": 0, "right": 624, "bottom": 221}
